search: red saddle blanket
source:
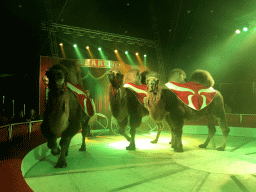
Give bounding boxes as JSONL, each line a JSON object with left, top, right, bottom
{"left": 67, "top": 82, "right": 95, "bottom": 117}
{"left": 123, "top": 83, "right": 147, "bottom": 105}
{"left": 165, "top": 81, "right": 216, "bottom": 111}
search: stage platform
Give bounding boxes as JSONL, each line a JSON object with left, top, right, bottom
{"left": 22, "top": 128, "right": 256, "bottom": 192}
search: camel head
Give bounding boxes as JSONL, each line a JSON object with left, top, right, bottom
{"left": 46, "top": 65, "right": 68, "bottom": 92}
{"left": 146, "top": 72, "right": 160, "bottom": 93}
{"left": 107, "top": 69, "right": 124, "bottom": 89}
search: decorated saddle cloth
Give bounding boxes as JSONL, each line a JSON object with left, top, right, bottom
{"left": 165, "top": 81, "right": 216, "bottom": 111}
{"left": 123, "top": 83, "right": 147, "bottom": 106}
{"left": 67, "top": 82, "right": 95, "bottom": 117}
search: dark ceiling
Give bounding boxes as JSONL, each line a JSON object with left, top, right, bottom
{"left": 1, "top": 0, "right": 256, "bottom": 82}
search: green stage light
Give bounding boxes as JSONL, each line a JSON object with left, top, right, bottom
{"left": 74, "top": 44, "right": 83, "bottom": 60}
{"left": 243, "top": 27, "right": 248, "bottom": 32}
{"left": 144, "top": 54, "right": 147, "bottom": 57}
{"left": 235, "top": 30, "right": 241, "bottom": 34}
{"left": 98, "top": 47, "right": 101, "bottom": 51}
{"left": 125, "top": 51, "right": 128, "bottom": 54}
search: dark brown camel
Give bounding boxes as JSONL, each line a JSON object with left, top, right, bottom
{"left": 41, "top": 60, "right": 90, "bottom": 168}
{"left": 107, "top": 68, "right": 149, "bottom": 150}
{"left": 146, "top": 69, "right": 230, "bottom": 152}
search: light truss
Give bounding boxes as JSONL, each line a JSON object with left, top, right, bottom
{"left": 41, "top": 22, "right": 157, "bottom": 48}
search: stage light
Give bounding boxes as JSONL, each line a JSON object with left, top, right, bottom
{"left": 73, "top": 44, "right": 77, "bottom": 47}
{"left": 98, "top": 47, "right": 101, "bottom": 51}
{"left": 59, "top": 43, "right": 63, "bottom": 46}
{"left": 243, "top": 27, "right": 248, "bottom": 32}
{"left": 86, "top": 46, "right": 89, "bottom": 49}
{"left": 235, "top": 30, "right": 241, "bottom": 34}
{"left": 114, "top": 49, "right": 118, "bottom": 53}
{"left": 135, "top": 52, "right": 139, "bottom": 56}
{"left": 144, "top": 54, "right": 147, "bottom": 57}
{"left": 125, "top": 51, "right": 128, "bottom": 54}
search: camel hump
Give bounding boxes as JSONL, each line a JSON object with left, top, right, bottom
{"left": 168, "top": 68, "right": 187, "bottom": 83}
{"left": 190, "top": 69, "right": 215, "bottom": 87}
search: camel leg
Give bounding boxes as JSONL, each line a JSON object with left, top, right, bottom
{"left": 80, "top": 118, "right": 90, "bottom": 151}
{"left": 118, "top": 117, "right": 131, "bottom": 142}
{"left": 169, "top": 128, "right": 175, "bottom": 145}
{"left": 173, "top": 126, "right": 183, "bottom": 152}
{"left": 167, "top": 113, "right": 184, "bottom": 152}
{"left": 55, "top": 136, "right": 71, "bottom": 168}
{"left": 216, "top": 116, "right": 230, "bottom": 151}
{"left": 49, "top": 136, "right": 61, "bottom": 156}
{"left": 126, "top": 115, "right": 142, "bottom": 150}
{"left": 170, "top": 128, "right": 176, "bottom": 148}
{"left": 151, "top": 122, "right": 162, "bottom": 144}
{"left": 65, "top": 138, "right": 71, "bottom": 157}
{"left": 126, "top": 126, "right": 136, "bottom": 150}
{"left": 165, "top": 114, "right": 175, "bottom": 147}
{"left": 199, "top": 114, "right": 216, "bottom": 149}
{"left": 40, "top": 123, "right": 61, "bottom": 156}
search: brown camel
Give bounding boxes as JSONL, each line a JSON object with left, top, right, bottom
{"left": 146, "top": 69, "right": 230, "bottom": 152}
{"left": 107, "top": 68, "right": 149, "bottom": 150}
{"left": 144, "top": 71, "right": 170, "bottom": 144}
{"left": 41, "top": 60, "right": 91, "bottom": 168}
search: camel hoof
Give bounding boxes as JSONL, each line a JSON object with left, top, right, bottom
{"left": 55, "top": 160, "right": 67, "bottom": 168}
{"left": 79, "top": 146, "right": 86, "bottom": 151}
{"left": 126, "top": 144, "right": 135, "bottom": 150}
{"left": 51, "top": 147, "right": 60, "bottom": 156}
{"left": 150, "top": 140, "right": 157, "bottom": 144}
{"left": 216, "top": 147, "right": 225, "bottom": 151}
{"left": 198, "top": 144, "right": 207, "bottom": 148}
{"left": 174, "top": 147, "right": 183, "bottom": 152}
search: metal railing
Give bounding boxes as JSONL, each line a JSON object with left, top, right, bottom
{"left": 0, "top": 120, "right": 43, "bottom": 141}
{"left": 0, "top": 113, "right": 110, "bottom": 141}
{"left": 0, "top": 113, "right": 255, "bottom": 141}
{"left": 225, "top": 113, "right": 256, "bottom": 124}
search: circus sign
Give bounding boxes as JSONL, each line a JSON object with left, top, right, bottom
{"left": 76, "top": 59, "right": 125, "bottom": 69}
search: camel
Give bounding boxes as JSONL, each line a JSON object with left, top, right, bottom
{"left": 107, "top": 68, "right": 149, "bottom": 150}
{"left": 41, "top": 60, "right": 92, "bottom": 168}
{"left": 146, "top": 68, "right": 230, "bottom": 152}
{"left": 145, "top": 69, "right": 186, "bottom": 144}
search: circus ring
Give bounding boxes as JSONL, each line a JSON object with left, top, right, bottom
{"left": 17, "top": 114, "right": 255, "bottom": 192}
{"left": 1, "top": 58, "right": 255, "bottom": 191}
